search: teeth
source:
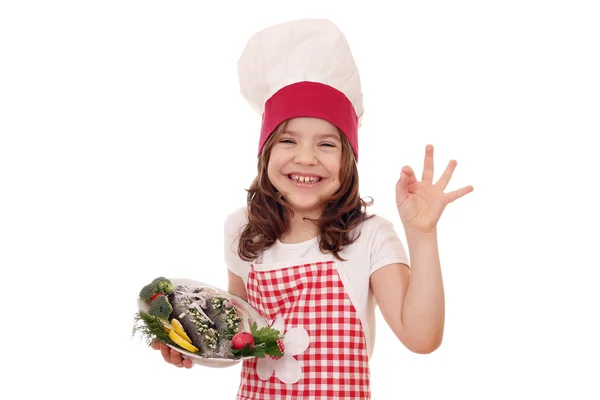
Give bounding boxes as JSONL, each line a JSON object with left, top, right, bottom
{"left": 290, "top": 174, "right": 321, "bottom": 183}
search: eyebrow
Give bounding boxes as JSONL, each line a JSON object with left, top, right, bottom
{"left": 282, "top": 130, "right": 341, "bottom": 142}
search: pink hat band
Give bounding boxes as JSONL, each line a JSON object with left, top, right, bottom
{"left": 259, "top": 81, "right": 359, "bottom": 161}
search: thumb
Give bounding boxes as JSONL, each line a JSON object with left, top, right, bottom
{"left": 396, "top": 166, "right": 409, "bottom": 192}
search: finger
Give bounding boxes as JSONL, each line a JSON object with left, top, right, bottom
{"left": 396, "top": 166, "right": 415, "bottom": 192}
{"left": 402, "top": 165, "right": 418, "bottom": 186}
{"left": 421, "top": 144, "right": 434, "bottom": 182}
{"left": 396, "top": 166, "right": 417, "bottom": 206}
{"left": 182, "top": 357, "right": 194, "bottom": 369}
{"left": 151, "top": 340, "right": 161, "bottom": 351}
{"left": 159, "top": 342, "right": 171, "bottom": 363}
{"left": 402, "top": 165, "right": 418, "bottom": 185}
{"left": 446, "top": 185, "right": 474, "bottom": 203}
{"left": 170, "top": 348, "right": 184, "bottom": 368}
{"left": 436, "top": 159, "right": 457, "bottom": 190}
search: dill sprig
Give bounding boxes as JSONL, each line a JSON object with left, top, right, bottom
{"left": 132, "top": 311, "right": 177, "bottom": 348}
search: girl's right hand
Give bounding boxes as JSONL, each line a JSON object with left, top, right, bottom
{"left": 151, "top": 340, "right": 194, "bottom": 369}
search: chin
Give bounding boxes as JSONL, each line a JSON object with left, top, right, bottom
{"left": 283, "top": 196, "right": 324, "bottom": 215}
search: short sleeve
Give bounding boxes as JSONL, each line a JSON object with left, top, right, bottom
{"left": 224, "top": 207, "right": 250, "bottom": 279}
{"left": 369, "top": 220, "right": 410, "bottom": 275}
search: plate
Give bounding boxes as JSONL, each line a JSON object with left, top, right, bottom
{"left": 137, "top": 277, "right": 264, "bottom": 368}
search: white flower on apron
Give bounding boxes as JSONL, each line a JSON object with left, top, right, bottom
{"left": 255, "top": 315, "right": 310, "bottom": 384}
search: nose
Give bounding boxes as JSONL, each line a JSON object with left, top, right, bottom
{"left": 294, "top": 144, "right": 317, "bottom": 165}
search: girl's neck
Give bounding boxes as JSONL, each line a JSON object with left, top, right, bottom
{"left": 280, "top": 210, "right": 320, "bottom": 244}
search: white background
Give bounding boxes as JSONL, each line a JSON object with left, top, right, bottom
{"left": 1, "top": 1, "right": 599, "bottom": 399}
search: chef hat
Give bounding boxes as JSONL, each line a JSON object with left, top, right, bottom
{"left": 237, "top": 18, "right": 363, "bottom": 161}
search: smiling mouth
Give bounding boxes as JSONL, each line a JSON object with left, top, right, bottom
{"left": 287, "top": 174, "right": 323, "bottom": 184}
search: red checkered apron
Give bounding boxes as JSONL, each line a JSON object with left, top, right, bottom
{"left": 237, "top": 258, "right": 371, "bottom": 399}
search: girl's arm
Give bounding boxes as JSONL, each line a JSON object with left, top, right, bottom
{"left": 371, "top": 144, "right": 472, "bottom": 354}
{"left": 370, "top": 228, "right": 444, "bottom": 354}
{"left": 228, "top": 270, "right": 248, "bottom": 301}
{"left": 224, "top": 209, "right": 249, "bottom": 302}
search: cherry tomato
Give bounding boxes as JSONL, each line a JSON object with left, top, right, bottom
{"left": 232, "top": 332, "right": 254, "bottom": 350}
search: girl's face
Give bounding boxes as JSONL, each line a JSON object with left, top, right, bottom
{"left": 267, "top": 117, "right": 342, "bottom": 216}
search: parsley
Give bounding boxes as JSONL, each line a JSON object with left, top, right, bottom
{"left": 264, "top": 341, "right": 283, "bottom": 356}
{"left": 252, "top": 321, "right": 281, "bottom": 344}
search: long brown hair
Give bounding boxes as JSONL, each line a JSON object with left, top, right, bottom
{"left": 238, "top": 120, "right": 374, "bottom": 261}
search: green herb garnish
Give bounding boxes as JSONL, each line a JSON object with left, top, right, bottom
{"left": 132, "top": 311, "right": 177, "bottom": 348}
{"left": 231, "top": 321, "right": 284, "bottom": 358}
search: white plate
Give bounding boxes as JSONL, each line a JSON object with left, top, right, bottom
{"left": 137, "top": 277, "right": 264, "bottom": 368}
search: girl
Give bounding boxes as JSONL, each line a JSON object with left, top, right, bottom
{"left": 153, "top": 18, "right": 473, "bottom": 399}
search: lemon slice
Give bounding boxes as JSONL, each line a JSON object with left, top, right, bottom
{"left": 168, "top": 329, "right": 199, "bottom": 353}
{"left": 171, "top": 319, "right": 192, "bottom": 344}
{"left": 162, "top": 320, "right": 174, "bottom": 333}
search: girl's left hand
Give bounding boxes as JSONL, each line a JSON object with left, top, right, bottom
{"left": 396, "top": 144, "right": 473, "bottom": 234}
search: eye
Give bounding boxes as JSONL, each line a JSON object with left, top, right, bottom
{"left": 279, "top": 139, "right": 295, "bottom": 144}
{"left": 319, "top": 142, "right": 335, "bottom": 147}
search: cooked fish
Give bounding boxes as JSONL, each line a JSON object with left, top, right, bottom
{"left": 167, "top": 284, "right": 249, "bottom": 358}
{"left": 168, "top": 285, "right": 219, "bottom": 356}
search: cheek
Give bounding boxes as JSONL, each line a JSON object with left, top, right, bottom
{"left": 325, "top": 158, "right": 342, "bottom": 182}
{"left": 266, "top": 164, "right": 277, "bottom": 184}
{"left": 333, "top": 170, "right": 341, "bottom": 185}
{"left": 267, "top": 158, "right": 285, "bottom": 185}
{"left": 269, "top": 150, "right": 291, "bottom": 172}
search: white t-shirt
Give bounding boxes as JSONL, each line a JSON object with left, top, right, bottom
{"left": 224, "top": 206, "right": 410, "bottom": 358}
